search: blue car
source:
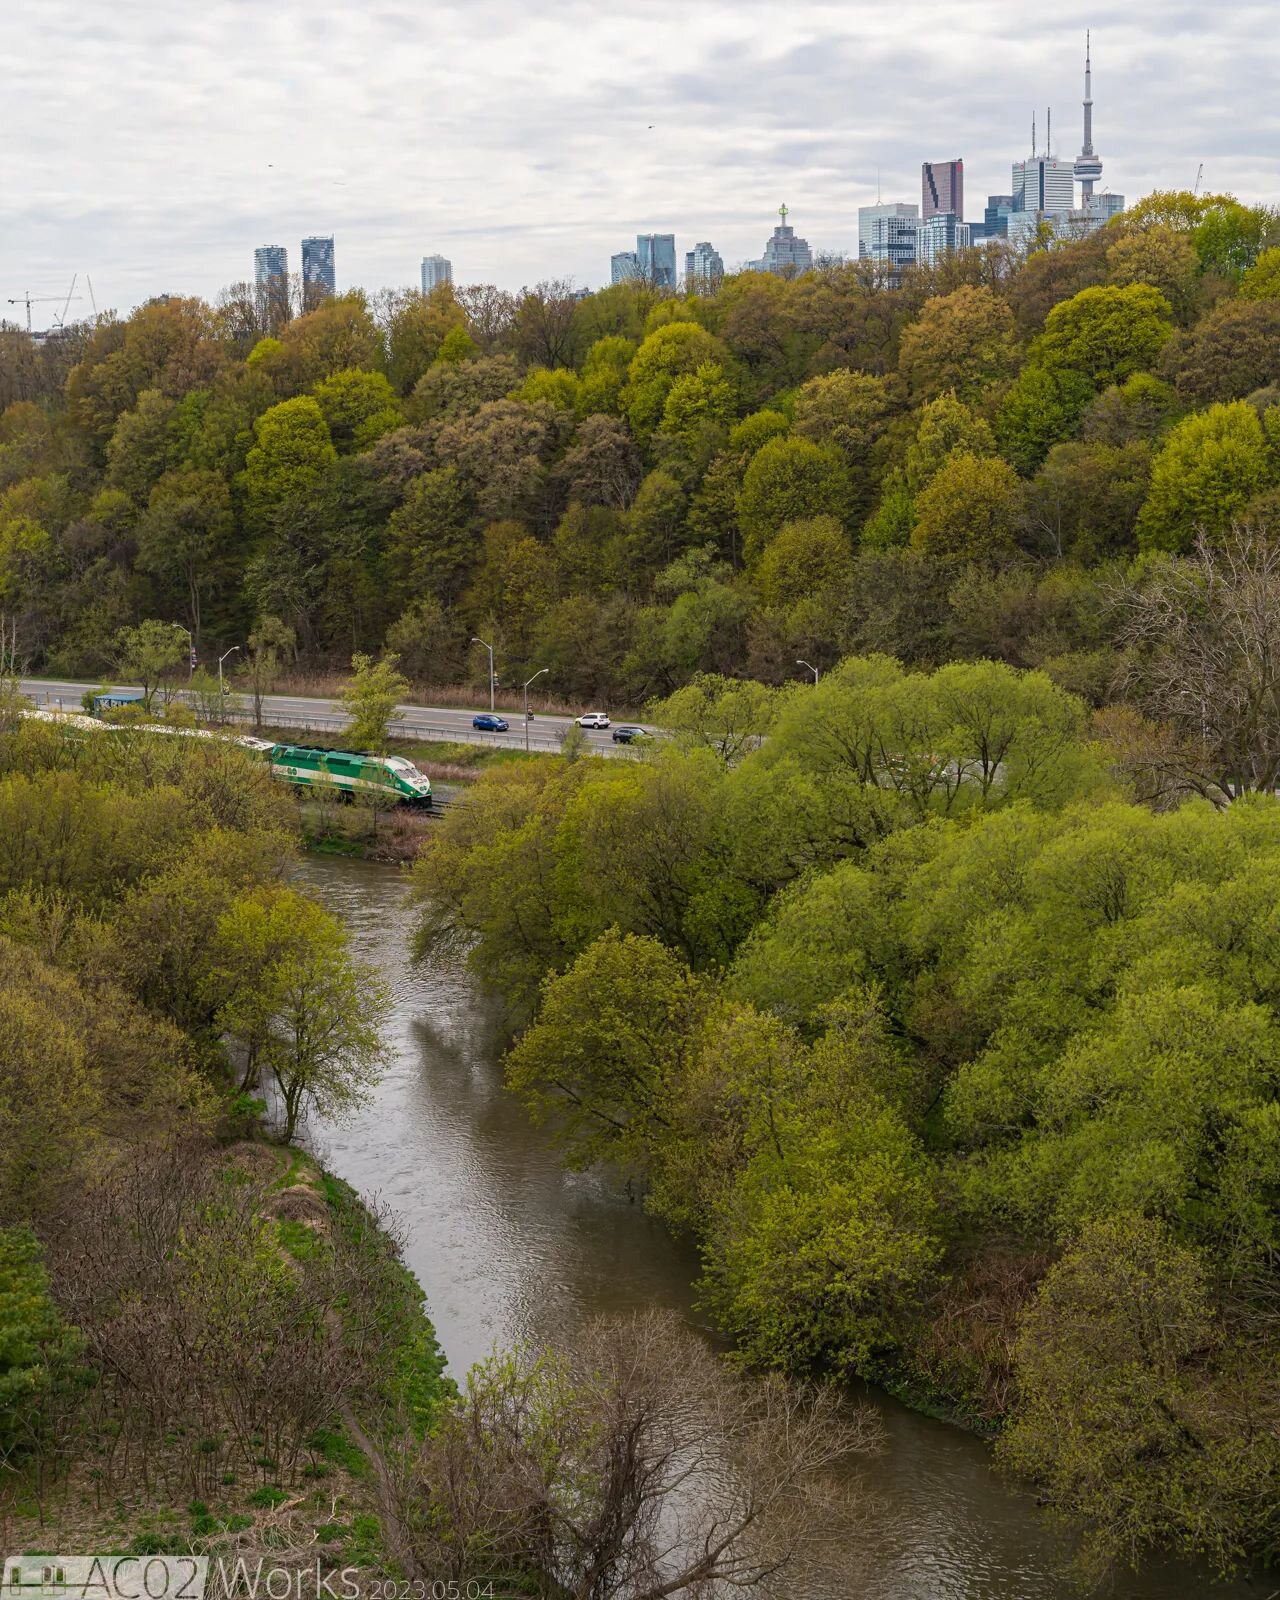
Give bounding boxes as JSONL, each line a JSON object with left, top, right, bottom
{"left": 472, "top": 713, "right": 509, "bottom": 732}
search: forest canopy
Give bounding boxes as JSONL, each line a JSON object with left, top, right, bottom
{"left": 2, "top": 188, "right": 1278, "bottom": 709}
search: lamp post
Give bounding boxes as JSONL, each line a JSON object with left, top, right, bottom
{"left": 218, "top": 646, "right": 240, "bottom": 718}
{"left": 796, "top": 658, "right": 819, "bottom": 685}
{"left": 523, "top": 668, "right": 549, "bottom": 752}
{"left": 471, "top": 636, "right": 495, "bottom": 711}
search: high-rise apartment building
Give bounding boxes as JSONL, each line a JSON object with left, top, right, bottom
{"left": 757, "top": 206, "right": 812, "bottom": 277}
{"left": 254, "top": 245, "right": 288, "bottom": 285}
{"left": 421, "top": 254, "right": 453, "bottom": 292}
{"left": 300, "top": 236, "right": 336, "bottom": 299}
{"left": 858, "top": 202, "right": 919, "bottom": 261}
{"left": 637, "top": 234, "right": 677, "bottom": 287}
{"left": 253, "top": 245, "right": 289, "bottom": 325}
{"left": 611, "top": 250, "right": 641, "bottom": 284}
{"left": 922, "top": 160, "right": 964, "bottom": 221}
{"left": 917, "top": 213, "right": 971, "bottom": 264}
{"left": 685, "top": 241, "right": 724, "bottom": 291}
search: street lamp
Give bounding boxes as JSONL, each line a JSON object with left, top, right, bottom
{"left": 523, "top": 668, "right": 549, "bottom": 752}
{"left": 218, "top": 646, "right": 241, "bottom": 716}
{"left": 796, "top": 658, "right": 819, "bottom": 685}
{"left": 471, "top": 636, "right": 495, "bottom": 711}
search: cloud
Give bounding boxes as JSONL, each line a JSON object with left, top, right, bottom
{"left": 0, "top": 0, "right": 1276, "bottom": 316}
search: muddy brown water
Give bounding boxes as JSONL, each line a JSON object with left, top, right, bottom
{"left": 296, "top": 855, "right": 1263, "bottom": 1600}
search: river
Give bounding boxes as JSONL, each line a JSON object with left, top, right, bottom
{"left": 295, "top": 854, "right": 1263, "bottom": 1600}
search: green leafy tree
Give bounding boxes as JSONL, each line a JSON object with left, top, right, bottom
{"left": 1025, "top": 439, "right": 1151, "bottom": 560}
{"left": 1105, "top": 225, "right": 1202, "bottom": 322}
{"left": 753, "top": 514, "right": 852, "bottom": 610}
{"left": 904, "top": 393, "right": 996, "bottom": 492}
{"left": 860, "top": 480, "right": 918, "bottom": 549}
{"left": 1031, "top": 283, "right": 1175, "bottom": 391}
{"left": 340, "top": 651, "right": 410, "bottom": 752}
{"left": 625, "top": 469, "right": 688, "bottom": 573}
{"left": 998, "top": 1216, "right": 1223, "bottom": 1579}
{"left": 737, "top": 436, "right": 850, "bottom": 566}
{"left": 622, "top": 322, "right": 728, "bottom": 437}
{"left": 135, "top": 468, "right": 235, "bottom": 646}
{"left": 312, "top": 368, "right": 403, "bottom": 452}
{"left": 384, "top": 286, "right": 467, "bottom": 394}
{"left": 648, "top": 674, "right": 781, "bottom": 763}
{"left": 1080, "top": 372, "right": 1182, "bottom": 445}
{"left": 1239, "top": 246, "right": 1280, "bottom": 300}
{"left": 701, "top": 1096, "right": 941, "bottom": 1375}
{"left": 384, "top": 597, "right": 461, "bottom": 684}
{"left": 897, "top": 284, "right": 1019, "bottom": 401}
{"left": 241, "top": 396, "right": 337, "bottom": 532}
{"left": 505, "top": 929, "right": 708, "bottom": 1171}
{"left": 1137, "top": 401, "right": 1273, "bottom": 552}
{"left": 1190, "top": 198, "right": 1275, "bottom": 276}
{"left": 104, "top": 388, "right": 177, "bottom": 504}
{"left": 576, "top": 335, "right": 636, "bottom": 416}
{"left": 1157, "top": 299, "right": 1280, "bottom": 405}
{"left": 115, "top": 618, "right": 189, "bottom": 710}
{"left": 0, "top": 1226, "right": 81, "bottom": 1465}
{"left": 996, "top": 363, "right": 1096, "bottom": 474}
{"left": 406, "top": 353, "right": 520, "bottom": 425}
{"left": 658, "top": 361, "right": 736, "bottom": 452}
{"left": 256, "top": 896, "right": 388, "bottom": 1141}
{"left": 276, "top": 293, "right": 383, "bottom": 384}
{"left": 387, "top": 465, "right": 476, "bottom": 607}
{"left": 911, "top": 451, "right": 1023, "bottom": 562}
{"left": 237, "top": 614, "right": 295, "bottom": 731}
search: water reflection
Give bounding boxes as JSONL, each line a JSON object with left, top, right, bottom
{"left": 296, "top": 855, "right": 1256, "bottom": 1600}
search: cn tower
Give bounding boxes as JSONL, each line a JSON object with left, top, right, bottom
{"left": 1074, "top": 31, "right": 1104, "bottom": 198}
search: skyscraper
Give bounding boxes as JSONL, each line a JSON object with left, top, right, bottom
{"left": 254, "top": 245, "right": 288, "bottom": 285}
{"left": 1011, "top": 152, "right": 1075, "bottom": 217}
{"left": 922, "top": 160, "right": 964, "bottom": 221}
{"left": 758, "top": 206, "right": 812, "bottom": 277}
{"left": 968, "top": 195, "right": 1015, "bottom": 242}
{"left": 1074, "top": 32, "right": 1104, "bottom": 200}
{"left": 637, "top": 234, "right": 677, "bottom": 287}
{"left": 917, "top": 213, "right": 971, "bottom": 264}
{"left": 858, "top": 202, "right": 919, "bottom": 260}
{"left": 685, "top": 241, "right": 724, "bottom": 291}
{"left": 421, "top": 255, "right": 453, "bottom": 292}
{"left": 300, "top": 236, "right": 336, "bottom": 300}
{"left": 611, "top": 250, "right": 641, "bottom": 284}
{"left": 253, "top": 246, "right": 289, "bottom": 326}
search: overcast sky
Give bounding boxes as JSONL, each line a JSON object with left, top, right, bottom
{"left": 2, "top": 0, "right": 1278, "bottom": 320}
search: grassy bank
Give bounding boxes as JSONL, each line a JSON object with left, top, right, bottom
{"left": 4, "top": 1142, "right": 451, "bottom": 1575}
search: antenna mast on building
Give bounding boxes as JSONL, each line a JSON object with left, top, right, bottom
{"left": 1032, "top": 111, "right": 1036, "bottom": 157}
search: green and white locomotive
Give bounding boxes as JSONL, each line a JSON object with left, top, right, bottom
{"left": 266, "top": 744, "right": 433, "bottom": 807}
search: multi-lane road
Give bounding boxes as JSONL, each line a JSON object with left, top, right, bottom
{"left": 19, "top": 678, "right": 637, "bottom": 757}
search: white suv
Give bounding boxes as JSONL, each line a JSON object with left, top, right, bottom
{"left": 575, "top": 711, "right": 611, "bottom": 729}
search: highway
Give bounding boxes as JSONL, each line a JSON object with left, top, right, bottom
{"left": 18, "top": 678, "right": 638, "bottom": 757}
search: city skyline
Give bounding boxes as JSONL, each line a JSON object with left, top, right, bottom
{"left": 4, "top": 2, "right": 1278, "bottom": 313}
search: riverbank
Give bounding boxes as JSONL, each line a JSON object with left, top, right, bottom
{"left": 3, "top": 1139, "right": 450, "bottom": 1576}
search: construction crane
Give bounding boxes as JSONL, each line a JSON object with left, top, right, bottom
{"left": 6, "top": 283, "right": 82, "bottom": 334}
